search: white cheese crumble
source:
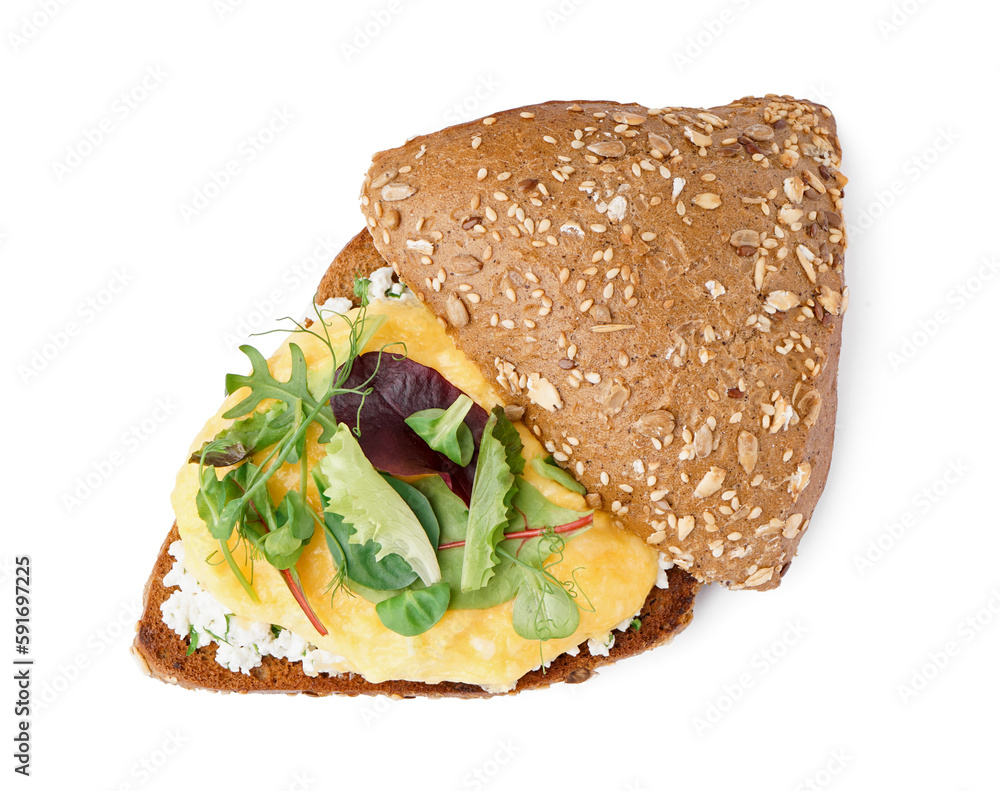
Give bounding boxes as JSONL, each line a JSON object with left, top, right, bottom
{"left": 161, "top": 540, "right": 672, "bottom": 685}
{"left": 316, "top": 266, "right": 412, "bottom": 317}
{"left": 366, "top": 265, "right": 411, "bottom": 303}
{"left": 160, "top": 541, "right": 346, "bottom": 677}
{"left": 317, "top": 296, "right": 354, "bottom": 315}
{"left": 656, "top": 551, "right": 675, "bottom": 589}
{"left": 587, "top": 633, "right": 615, "bottom": 657}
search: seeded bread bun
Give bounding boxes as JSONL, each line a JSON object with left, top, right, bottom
{"left": 358, "top": 97, "right": 847, "bottom": 590}
{"left": 132, "top": 230, "right": 700, "bottom": 697}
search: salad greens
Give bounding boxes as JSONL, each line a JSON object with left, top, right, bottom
{"left": 460, "top": 407, "right": 525, "bottom": 593}
{"left": 191, "top": 402, "right": 295, "bottom": 467}
{"left": 330, "top": 353, "right": 489, "bottom": 502}
{"left": 375, "top": 582, "right": 451, "bottom": 637}
{"left": 192, "top": 276, "right": 597, "bottom": 644}
{"left": 504, "top": 541, "right": 581, "bottom": 641}
{"left": 318, "top": 425, "right": 441, "bottom": 587}
{"left": 530, "top": 454, "right": 587, "bottom": 495}
{"left": 405, "top": 394, "right": 475, "bottom": 466}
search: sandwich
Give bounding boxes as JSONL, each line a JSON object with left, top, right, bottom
{"left": 132, "top": 96, "right": 847, "bottom": 697}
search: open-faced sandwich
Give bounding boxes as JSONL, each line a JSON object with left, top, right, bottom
{"left": 133, "top": 96, "right": 847, "bottom": 697}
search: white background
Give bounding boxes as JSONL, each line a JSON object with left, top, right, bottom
{"left": 3, "top": 0, "right": 998, "bottom": 789}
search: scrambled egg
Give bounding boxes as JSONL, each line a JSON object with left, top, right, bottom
{"left": 172, "top": 300, "right": 657, "bottom": 689}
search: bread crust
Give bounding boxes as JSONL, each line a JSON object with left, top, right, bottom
{"left": 358, "top": 98, "right": 847, "bottom": 589}
{"left": 133, "top": 525, "right": 699, "bottom": 697}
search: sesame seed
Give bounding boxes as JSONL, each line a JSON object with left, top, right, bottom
{"left": 477, "top": 168, "right": 488, "bottom": 181}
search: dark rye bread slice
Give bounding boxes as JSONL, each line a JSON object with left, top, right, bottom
{"left": 358, "top": 97, "right": 848, "bottom": 590}
{"left": 132, "top": 231, "right": 700, "bottom": 697}
{"left": 133, "top": 525, "right": 698, "bottom": 697}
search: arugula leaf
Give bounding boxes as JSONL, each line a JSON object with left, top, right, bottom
{"left": 375, "top": 582, "right": 451, "bottom": 637}
{"left": 319, "top": 425, "right": 441, "bottom": 586}
{"left": 460, "top": 408, "right": 521, "bottom": 593}
{"left": 405, "top": 394, "right": 475, "bottom": 466}
{"left": 186, "top": 625, "right": 199, "bottom": 656}
{"left": 530, "top": 454, "right": 587, "bottom": 495}
{"left": 190, "top": 403, "right": 296, "bottom": 467}
{"left": 224, "top": 343, "right": 340, "bottom": 443}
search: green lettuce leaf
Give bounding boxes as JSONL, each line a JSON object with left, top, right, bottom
{"left": 404, "top": 394, "right": 475, "bottom": 466}
{"left": 319, "top": 475, "right": 438, "bottom": 592}
{"left": 530, "top": 454, "right": 587, "bottom": 495}
{"left": 318, "top": 425, "right": 441, "bottom": 586}
{"left": 375, "top": 582, "right": 451, "bottom": 637}
{"left": 460, "top": 408, "right": 520, "bottom": 593}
